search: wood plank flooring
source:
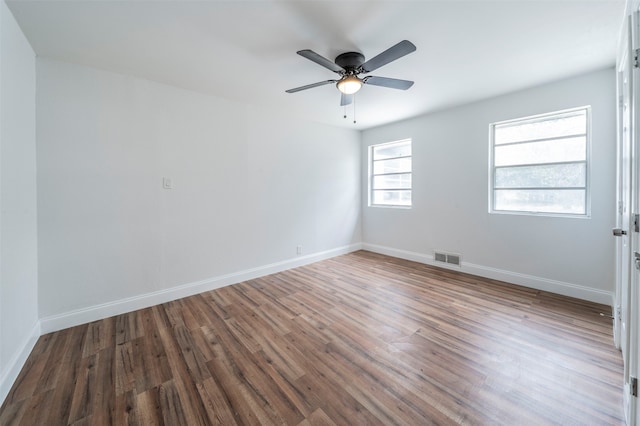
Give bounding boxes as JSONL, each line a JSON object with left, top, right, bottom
{"left": 0, "top": 251, "right": 624, "bottom": 425}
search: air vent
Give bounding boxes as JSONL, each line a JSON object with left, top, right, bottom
{"left": 434, "top": 252, "right": 447, "bottom": 263}
{"left": 434, "top": 251, "right": 461, "bottom": 266}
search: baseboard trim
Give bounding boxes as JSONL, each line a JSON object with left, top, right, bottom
{"left": 0, "top": 320, "right": 41, "bottom": 407}
{"left": 362, "top": 243, "right": 612, "bottom": 305}
{"left": 40, "top": 243, "right": 363, "bottom": 334}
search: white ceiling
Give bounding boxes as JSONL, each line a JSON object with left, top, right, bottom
{"left": 7, "top": 0, "right": 625, "bottom": 130}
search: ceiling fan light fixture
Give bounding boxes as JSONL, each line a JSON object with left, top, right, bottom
{"left": 337, "top": 75, "right": 363, "bottom": 95}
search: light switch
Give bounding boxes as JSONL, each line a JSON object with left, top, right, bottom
{"left": 163, "top": 177, "right": 173, "bottom": 189}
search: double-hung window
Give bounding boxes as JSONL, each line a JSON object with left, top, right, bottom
{"left": 489, "top": 107, "right": 590, "bottom": 216}
{"left": 370, "top": 139, "right": 412, "bottom": 207}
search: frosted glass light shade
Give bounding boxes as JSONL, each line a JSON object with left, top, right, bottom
{"left": 337, "top": 75, "right": 362, "bottom": 94}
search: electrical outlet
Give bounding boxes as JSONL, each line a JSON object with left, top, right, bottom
{"left": 296, "top": 245, "right": 303, "bottom": 255}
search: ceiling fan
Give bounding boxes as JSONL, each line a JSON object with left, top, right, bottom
{"left": 286, "top": 40, "right": 417, "bottom": 106}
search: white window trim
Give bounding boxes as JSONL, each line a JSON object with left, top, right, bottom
{"left": 369, "top": 138, "right": 412, "bottom": 209}
{"left": 488, "top": 106, "right": 592, "bottom": 218}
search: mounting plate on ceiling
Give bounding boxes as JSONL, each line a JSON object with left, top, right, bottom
{"left": 334, "top": 52, "right": 365, "bottom": 71}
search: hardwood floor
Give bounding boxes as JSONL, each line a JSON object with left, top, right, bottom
{"left": 0, "top": 251, "right": 624, "bottom": 425}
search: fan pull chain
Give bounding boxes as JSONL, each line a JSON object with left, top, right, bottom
{"left": 353, "top": 95, "right": 356, "bottom": 124}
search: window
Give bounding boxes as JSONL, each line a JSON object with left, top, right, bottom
{"left": 489, "top": 107, "right": 590, "bottom": 216}
{"left": 370, "top": 139, "right": 412, "bottom": 207}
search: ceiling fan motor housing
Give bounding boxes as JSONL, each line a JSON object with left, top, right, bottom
{"left": 335, "top": 52, "right": 365, "bottom": 73}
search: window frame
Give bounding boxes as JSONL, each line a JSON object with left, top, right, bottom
{"left": 488, "top": 106, "right": 591, "bottom": 218}
{"left": 369, "top": 138, "right": 412, "bottom": 208}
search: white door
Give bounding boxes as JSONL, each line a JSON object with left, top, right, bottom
{"left": 616, "top": 11, "right": 632, "bottom": 401}
{"left": 627, "top": 11, "right": 640, "bottom": 425}
{"left": 616, "top": 11, "right": 640, "bottom": 425}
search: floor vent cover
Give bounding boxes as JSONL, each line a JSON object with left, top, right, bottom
{"left": 434, "top": 251, "right": 461, "bottom": 266}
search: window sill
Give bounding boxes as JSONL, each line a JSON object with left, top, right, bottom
{"left": 369, "top": 204, "right": 412, "bottom": 210}
{"left": 489, "top": 209, "right": 591, "bottom": 219}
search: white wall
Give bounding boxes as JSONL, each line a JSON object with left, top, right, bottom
{"left": 36, "top": 58, "right": 361, "bottom": 329}
{"left": 0, "top": 0, "right": 39, "bottom": 405}
{"left": 362, "top": 68, "right": 616, "bottom": 304}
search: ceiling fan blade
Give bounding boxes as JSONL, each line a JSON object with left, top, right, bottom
{"left": 364, "top": 76, "right": 414, "bottom": 90}
{"left": 297, "top": 50, "right": 344, "bottom": 73}
{"left": 340, "top": 93, "right": 353, "bottom": 106}
{"left": 361, "top": 40, "right": 416, "bottom": 73}
{"left": 286, "top": 80, "right": 337, "bottom": 93}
